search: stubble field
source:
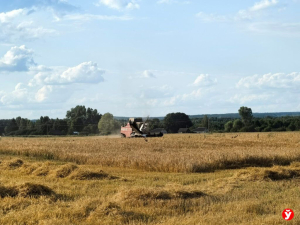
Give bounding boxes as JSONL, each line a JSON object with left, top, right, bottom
{"left": 0, "top": 133, "right": 300, "bottom": 224}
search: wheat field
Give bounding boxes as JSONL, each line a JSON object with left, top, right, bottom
{"left": 1, "top": 133, "right": 300, "bottom": 172}
{"left": 0, "top": 133, "right": 300, "bottom": 224}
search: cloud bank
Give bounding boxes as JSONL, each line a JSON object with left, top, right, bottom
{"left": 0, "top": 45, "right": 35, "bottom": 72}
{"left": 98, "top": 0, "right": 140, "bottom": 10}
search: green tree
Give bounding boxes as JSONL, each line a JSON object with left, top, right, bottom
{"left": 35, "top": 116, "right": 52, "bottom": 135}
{"left": 66, "top": 105, "right": 101, "bottom": 134}
{"left": 53, "top": 119, "right": 68, "bottom": 134}
{"left": 86, "top": 108, "right": 101, "bottom": 124}
{"left": 238, "top": 106, "right": 253, "bottom": 126}
{"left": 4, "top": 118, "right": 19, "bottom": 134}
{"left": 98, "top": 113, "right": 120, "bottom": 135}
{"left": 232, "top": 119, "right": 244, "bottom": 132}
{"left": 0, "top": 119, "right": 10, "bottom": 134}
{"left": 15, "top": 116, "right": 22, "bottom": 129}
{"left": 69, "top": 117, "right": 84, "bottom": 133}
{"left": 66, "top": 105, "right": 87, "bottom": 120}
{"left": 148, "top": 118, "right": 163, "bottom": 130}
{"left": 19, "top": 118, "right": 28, "bottom": 130}
{"left": 224, "top": 121, "right": 233, "bottom": 132}
{"left": 287, "top": 122, "right": 296, "bottom": 131}
{"left": 26, "top": 120, "right": 34, "bottom": 130}
{"left": 201, "top": 115, "right": 209, "bottom": 129}
{"left": 163, "top": 112, "right": 193, "bottom": 133}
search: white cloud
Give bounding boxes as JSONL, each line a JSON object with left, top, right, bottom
{"left": 247, "top": 22, "right": 300, "bottom": 37}
{"left": 0, "top": 9, "right": 57, "bottom": 42}
{"left": 58, "top": 62, "right": 105, "bottom": 84}
{"left": 196, "top": 12, "right": 230, "bottom": 22}
{"left": 197, "top": 0, "right": 279, "bottom": 23}
{"left": 0, "top": 82, "right": 70, "bottom": 106}
{"left": 157, "top": 0, "right": 173, "bottom": 3}
{"left": 136, "top": 77, "right": 214, "bottom": 109}
{"left": 157, "top": 0, "right": 190, "bottom": 4}
{"left": 146, "top": 99, "right": 158, "bottom": 107}
{"left": 230, "top": 72, "right": 300, "bottom": 108}
{"left": 29, "top": 62, "right": 105, "bottom": 86}
{"left": 64, "top": 14, "right": 133, "bottom": 21}
{"left": 182, "top": 89, "right": 202, "bottom": 100}
{"left": 129, "top": 70, "right": 157, "bottom": 79}
{"left": 192, "top": 74, "right": 217, "bottom": 87}
{"left": 0, "top": 45, "right": 107, "bottom": 109}
{"left": 142, "top": 70, "right": 156, "bottom": 78}
{"left": 35, "top": 85, "right": 53, "bottom": 102}
{"left": 34, "top": 85, "right": 69, "bottom": 103}
{"left": 14, "top": 21, "right": 56, "bottom": 40}
{"left": 1, "top": 83, "right": 77, "bottom": 108}
{"left": 140, "top": 85, "right": 172, "bottom": 99}
{"left": 0, "top": 9, "right": 24, "bottom": 23}
{"left": 250, "top": 0, "right": 278, "bottom": 11}
{"left": 163, "top": 96, "right": 178, "bottom": 106}
{"left": 229, "top": 94, "right": 271, "bottom": 104}
{"left": 0, "top": 83, "right": 29, "bottom": 105}
{"left": 0, "top": 83, "right": 73, "bottom": 106}
{"left": 237, "top": 72, "right": 300, "bottom": 89}
{"left": 162, "top": 88, "right": 207, "bottom": 107}
{"left": 196, "top": 1, "right": 298, "bottom": 36}
{"left": 234, "top": 0, "right": 279, "bottom": 21}
{"left": 0, "top": 0, "right": 77, "bottom": 18}
{"left": 0, "top": 45, "right": 35, "bottom": 72}
{"left": 98, "top": 0, "right": 140, "bottom": 10}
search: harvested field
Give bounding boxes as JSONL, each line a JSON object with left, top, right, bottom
{"left": 0, "top": 133, "right": 299, "bottom": 224}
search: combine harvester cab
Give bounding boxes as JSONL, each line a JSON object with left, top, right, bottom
{"left": 121, "top": 118, "right": 163, "bottom": 138}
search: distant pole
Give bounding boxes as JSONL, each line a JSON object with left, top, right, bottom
{"left": 208, "top": 117, "right": 209, "bottom": 132}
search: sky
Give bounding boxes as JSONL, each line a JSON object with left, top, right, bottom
{"left": 0, "top": 0, "right": 300, "bottom": 119}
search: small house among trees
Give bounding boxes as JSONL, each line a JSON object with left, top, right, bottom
{"left": 178, "top": 128, "right": 191, "bottom": 133}
{"left": 193, "top": 127, "right": 209, "bottom": 133}
{"left": 150, "top": 128, "right": 167, "bottom": 135}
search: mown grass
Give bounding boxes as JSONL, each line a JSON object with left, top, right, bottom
{"left": 0, "top": 155, "right": 299, "bottom": 225}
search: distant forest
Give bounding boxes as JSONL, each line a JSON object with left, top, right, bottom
{"left": 1, "top": 105, "right": 300, "bottom": 136}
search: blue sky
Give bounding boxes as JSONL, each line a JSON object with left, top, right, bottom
{"left": 0, "top": 0, "right": 300, "bottom": 119}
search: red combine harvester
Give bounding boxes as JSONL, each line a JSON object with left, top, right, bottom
{"left": 121, "top": 118, "right": 163, "bottom": 138}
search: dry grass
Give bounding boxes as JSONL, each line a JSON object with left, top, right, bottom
{"left": 17, "top": 183, "right": 55, "bottom": 198}
{"left": 0, "top": 159, "right": 117, "bottom": 181}
{"left": 52, "top": 163, "right": 78, "bottom": 178}
{"left": 5, "top": 158, "right": 24, "bottom": 169}
{"left": 234, "top": 164, "right": 300, "bottom": 181}
{"left": 115, "top": 188, "right": 207, "bottom": 202}
{"left": 1, "top": 132, "right": 300, "bottom": 173}
{"left": 0, "top": 182, "right": 55, "bottom": 198}
{"left": 69, "top": 169, "right": 117, "bottom": 180}
{"left": 0, "top": 155, "right": 299, "bottom": 224}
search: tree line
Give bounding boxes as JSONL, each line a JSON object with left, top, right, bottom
{"left": 2, "top": 106, "right": 102, "bottom": 136}
{"left": 223, "top": 107, "right": 300, "bottom": 132}
{"left": 1, "top": 105, "right": 300, "bottom": 136}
